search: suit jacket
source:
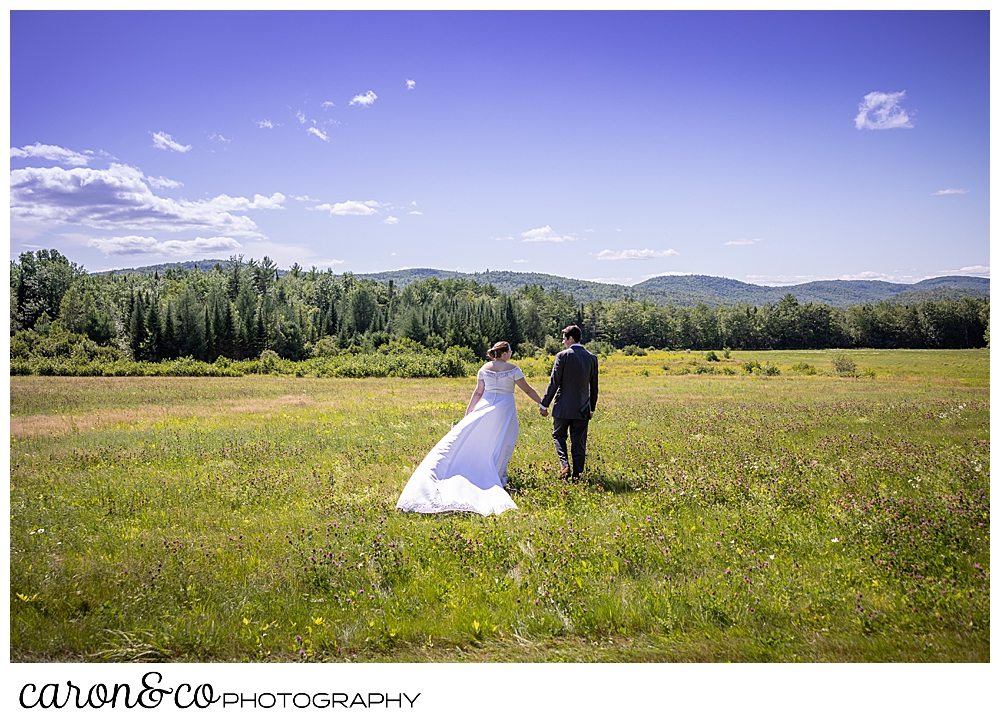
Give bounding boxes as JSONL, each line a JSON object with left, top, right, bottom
{"left": 541, "top": 344, "right": 599, "bottom": 419}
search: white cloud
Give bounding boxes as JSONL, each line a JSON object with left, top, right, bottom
{"left": 321, "top": 101, "right": 336, "bottom": 108}
{"left": 349, "top": 91, "right": 378, "bottom": 107}
{"left": 306, "top": 127, "right": 329, "bottom": 142}
{"left": 406, "top": 79, "right": 416, "bottom": 90}
{"left": 87, "top": 235, "right": 242, "bottom": 257}
{"left": 408, "top": 210, "right": 423, "bottom": 215}
{"left": 596, "top": 248, "right": 679, "bottom": 261}
{"left": 933, "top": 264, "right": 989, "bottom": 278}
{"left": 932, "top": 188, "right": 969, "bottom": 195}
{"left": 311, "top": 200, "right": 377, "bottom": 216}
{"left": 257, "top": 120, "right": 274, "bottom": 129}
{"left": 583, "top": 228, "right": 595, "bottom": 233}
{"left": 410, "top": 201, "right": 418, "bottom": 206}
{"left": 854, "top": 91, "right": 913, "bottom": 130}
{"left": 384, "top": 216, "right": 399, "bottom": 225}
{"left": 247, "top": 193, "right": 286, "bottom": 210}
{"left": 363, "top": 200, "right": 385, "bottom": 208}
{"left": 209, "top": 133, "right": 231, "bottom": 144}
{"left": 151, "top": 131, "right": 192, "bottom": 152}
{"left": 521, "top": 225, "right": 577, "bottom": 243}
{"left": 745, "top": 274, "right": 822, "bottom": 286}
{"left": 296, "top": 111, "right": 307, "bottom": 124}
{"left": 327, "top": 258, "right": 346, "bottom": 265}
{"left": 293, "top": 195, "right": 320, "bottom": 202}
{"left": 146, "top": 175, "right": 183, "bottom": 189}
{"left": 512, "top": 259, "right": 527, "bottom": 264}
{"left": 725, "top": 238, "right": 758, "bottom": 246}
{"left": 9, "top": 163, "right": 282, "bottom": 237}
{"left": 10, "top": 143, "right": 91, "bottom": 166}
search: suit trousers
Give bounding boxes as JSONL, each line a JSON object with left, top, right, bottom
{"left": 552, "top": 416, "right": 589, "bottom": 477}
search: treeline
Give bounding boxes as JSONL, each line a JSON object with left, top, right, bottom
{"left": 10, "top": 250, "right": 990, "bottom": 366}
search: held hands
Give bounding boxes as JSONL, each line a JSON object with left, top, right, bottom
{"left": 540, "top": 408, "right": 549, "bottom": 417}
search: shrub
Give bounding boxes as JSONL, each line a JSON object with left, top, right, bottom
{"left": 585, "top": 340, "right": 615, "bottom": 357}
{"left": 832, "top": 354, "right": 857, "bottom": 375}
{"left": 790, "top": 362, "right": 816, "bottom": 375}
{"left": 761, "top": 361, "right": 780, "bottom": 376}
{"left": 741, "top": 360, "right": 761, "bottom": 374}
{"left": 722, "top": 347, "right": 731, "bottom": 359}
{"left": 721, "top": 366, "right": 736, "bottom": 375}
{"left": 705, "top": 350, "right": 719, "bottom": 362}
{"left": 694, "top": 364, "right": 713, "bottom": 374}
{"left": 623, "top": 345, "right": 647, "bottom": 356}
{"left": 543, "top": 336, "right": 563, "bottom": 355}
{"left": 310, "top": 337, "right": 342, "bottom": 358}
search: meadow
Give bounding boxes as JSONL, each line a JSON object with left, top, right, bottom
{"left": 10, "top": 348, "right": 989, "bottom": 662}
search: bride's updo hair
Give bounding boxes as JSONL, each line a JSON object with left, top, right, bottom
{"left": 487, "top": 341, "right": 511, "bottom": 360}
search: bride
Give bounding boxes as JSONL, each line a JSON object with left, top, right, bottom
{"left": 396, "top": 341, "right": 546, "bottom": 515}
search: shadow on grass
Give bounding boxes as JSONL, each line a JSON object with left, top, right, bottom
{"left": 506, "top": 466, "right": 635, "bottom": 496}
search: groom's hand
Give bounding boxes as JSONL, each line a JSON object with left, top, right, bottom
{"left": 539, "top": 408, "right": 549, "bottom": 417}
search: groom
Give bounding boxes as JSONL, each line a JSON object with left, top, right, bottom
{"left": 538, "top": 325, "right": 599, "bottom": 479}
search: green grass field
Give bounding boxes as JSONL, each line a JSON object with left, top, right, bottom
{"left": 10, "top": 349, "right": 989, "bottom": 662}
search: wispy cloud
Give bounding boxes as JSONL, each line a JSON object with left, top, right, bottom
{"left": 349, "top": 91, "right": 378, "bottom": 107}
{"left": 257, "top": 120, "right": 274, "bottom": 129}
{"left": 209, "top": 133, "right": 231, "bottom": 144}
{"left": 292, "top": 195, "right": 319, "bottom": 202}
{"left": 521, "top": 225, "right": 577, "bottom": 243}
{"left": 10, "top": 163, "right": 282, "bottom": 237}
{"left": 408, "top": 210, "right": 423, "bottom": 215}
{"left": 151, "top": 131, "right": 192, "bottom": 152}
{"left": 745, "top": 274, "right": 823, "bottom": 286}
{"left": 10, "top": 143, "right": 92, "bottom": 166}
{"left": 146, "top": 175, "right": 183, "bottom": 189}
{"left": 932, "top": 188, "right": 969, "bottom": 195}
{"left": 725, "top": 238, "right": 758, "bottom": 246}
{"left": 311, "top": 200, "right": 377, "bottom": 216}
{"left": 406, "top": 79, "right": 416, "bottom": 90}
{"left": 87, "top": 235, "right": 242, "bottom": 257}
{"left": 384, "top": 216, "right": 399, "bottom": 225}
{"left": 855, "top": 91, "right": 913, "bottom": 130}
{"left": 512, "top": 259, "right": 526, "bottom": 264}
{"left": 306, "top": 127, "right": 329, "bottom": 142}
{"left": 296, "top": 111, "right": 307, "bottom": 124}
{"left": 321, "top": 101, "right": 335, "bottom": 108}
{"left": 596, "top": 248, "right": 679, "bottom": 261}
{"left": 934, "top": 264, "right": 989, "bottom": 278}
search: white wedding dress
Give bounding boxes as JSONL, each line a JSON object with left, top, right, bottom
{"left": 396, "top": 365, "right": 523, "bottom": 515}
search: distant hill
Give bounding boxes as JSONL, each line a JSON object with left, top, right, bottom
{"left": 91, "top": 260, "right": 988, "bottom": 308}
{"left": 92, "top": 259, "right": 230, "bottom": 276}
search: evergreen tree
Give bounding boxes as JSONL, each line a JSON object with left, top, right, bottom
{"left": 143, "top": 298, "right": 163, "bottom": 361}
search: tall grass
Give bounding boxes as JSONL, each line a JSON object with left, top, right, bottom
{"left": 9, "top": 349, "right": 989, "bottom": 661}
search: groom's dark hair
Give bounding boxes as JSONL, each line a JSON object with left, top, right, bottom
{"left": 561, "top": 325, "right": 582, "bottom": 343}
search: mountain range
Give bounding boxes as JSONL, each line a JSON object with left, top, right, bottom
{"left": 97, "top": 260, "right": 990, "bottom": 309}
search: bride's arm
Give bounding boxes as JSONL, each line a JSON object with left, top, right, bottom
{"left": 515, "top": 377, "right": 542, "bottom": 405}
{"left": 465, "top": 379, "right": 486, "bottom": 416}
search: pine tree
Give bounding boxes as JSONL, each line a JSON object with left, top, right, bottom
{"left": 144, "top": 298, "right": 163, "bottom": 361}
{"left": 162, "top": 301, "right": 177, "bottom": 359}
{"left": 128, "top": 291, "right": 145, "bottom": 361}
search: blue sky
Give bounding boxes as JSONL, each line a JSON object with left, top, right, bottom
{"left": 10, "top": 10, "right": 990, "bottom": 285}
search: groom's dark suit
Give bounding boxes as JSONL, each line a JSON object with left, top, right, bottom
{"left": 540, "top": 343, "right": 599, "bottom": 478}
